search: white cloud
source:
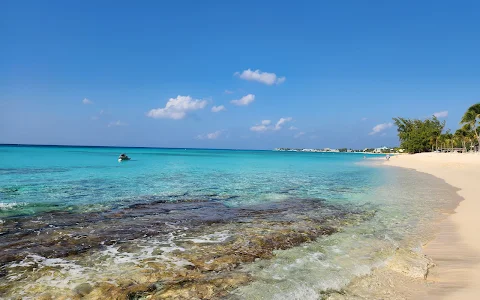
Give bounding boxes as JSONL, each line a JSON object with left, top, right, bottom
{"left": 274, "top": 117, "right": 292, "bottom": 130}
{"left": 276, "top": 77, "right": 286, "bottom": 84}
{"left": 82, "top": 98, "right": 93, "bottom": 105}
{"left": 295, "top": 132, "right": 305, "bottom": 138}
{"left": 251, "top": 120, "right": 272, "bottom": 131}
{"left": 147, "top": 95, "right": 207, "bottom": 120}
{"left": 250, "top": 117, "right": 292, "bottom": 132}
{"left": 108, "top": 120, "right": 127, "bottom": 127}
{"left": 369, "top": 122, "right": 393, "bottom": 135}
{"left": 433, "top": 111, "right": 448, "bottom": 118}
{"left": 211, "top": 105, "right": 226, "bottom": 113}
{"left": 361, "top": 117, "right": 368, "bottom": 121}
{"left": 250, "top": 124, "right": 269, "bottom": 132}
{"left": 197, "top": 130, "right": 224, "bottom": 140}
{"left": 224, "top": 90, "right": 234, "bottom": 94}
{"left": 231, "top": 94, "right": 255, "bottom": 106}
{"left": 289, "top": 126, "right": 298, "bottom": 130}
{"left": 234, "top": 69, "right": 286, "bottom": 85}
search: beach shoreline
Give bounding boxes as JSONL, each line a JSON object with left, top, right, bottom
{"left": 384, "top": 153, "right": 480, "bottom": 299}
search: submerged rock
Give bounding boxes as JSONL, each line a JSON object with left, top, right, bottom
{"left": 74, "top": 283, "right": 93, "bottom": 296}
{"left": 0, "top": 198, "right": 374, "bottom": 299}
{"left": 387, "top": 248, "right": 435, "bottom": 279}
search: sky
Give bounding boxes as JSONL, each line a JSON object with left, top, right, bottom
{"left": 1, "top": 0, "right": 479, "bottom": 150}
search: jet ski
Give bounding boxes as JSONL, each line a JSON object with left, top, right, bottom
{"left": 118, "top": 153, "right": 131, "bottom": 162}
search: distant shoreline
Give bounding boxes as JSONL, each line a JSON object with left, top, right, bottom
{"left": 0, "top": 144, "right": 399, "bottom": 153}
{"left": 274, "top": 148, "right": 400, "bottom": 154}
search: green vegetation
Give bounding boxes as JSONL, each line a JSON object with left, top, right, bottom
{"left": 392, "top": 116, "right": 445, "bottom": 154}
{"left": 393, "top": 103, "right": 480, "bottom": 154}
{"left": 460, "top": 103, "right": 480, "bottom": 147}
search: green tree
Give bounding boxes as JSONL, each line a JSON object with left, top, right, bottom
{"left": 454, "top": 128, "right": 467, "bottom": 150}
{"left": 443, "top": 131, "right": 453, "bottom": 151}
{"left": 454, "top": 125, "right": 475, "bottom": 151}
{"left": 393, "top": 116, "right": 445, "bottom": 153}
{"left": 460, "top": 103, "right": 480, "bottom": 149}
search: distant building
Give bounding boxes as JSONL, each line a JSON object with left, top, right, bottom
{"left": 373, "top": 146, "right": 389, "bottom": 153}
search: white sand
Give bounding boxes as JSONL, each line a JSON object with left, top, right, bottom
{"left": 385, "top": 153, "right": 480, "bottom": 299}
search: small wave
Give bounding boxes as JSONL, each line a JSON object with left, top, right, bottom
{"left": 7, "top": 254, "right": 89, "bottom": 288}
{"left": 179, "top": 230, "right": 231, "bottom": 244}
{"left": 0, "top": 202, "right": 25, "bottom": 210}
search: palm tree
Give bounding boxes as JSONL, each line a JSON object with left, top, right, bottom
{"left": 466, "top": 131, "right": 476, "bottom": 152}
{"left": 443, "top": 131, "right": 453, "bottom": 152}
{"left": 438, "top": 133, "right": 447, "bottom": 152}
{"left": 454, "top": 128, "right": 467, "bottom": 152}
{"left": 461, "top": 124, "right": 476, "bottom": 152}
{"left": 460, "top": 103, "right": 480, "bottom": 150}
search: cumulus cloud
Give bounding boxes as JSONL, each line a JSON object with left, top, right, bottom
{"left": 250, "top": 117, "right": 293, "bottom": 132}
{"left": 82, "top": 98, "right": 93, "bottom": 104}
{"left": 147, "top": 95, "right": 207, "bottom": 120}
{"left": 294, "top": 132, "right": 306, "bottom": 138}
{"left": 250, "top": 124, "right": 269, "bottom": 132}
{"left": 369, "top": 122, "right": 393, "bottom": 135}
{"left": 433, "top": 111, "right": 448, "bottom": 118}
{"left": 197, "top": 130, "right": 224, "bottom": 140}
{"left": 289, "top": 126, "right": 298, "bottom": 130}
{"left": 224, "top": 90, "right": 234, "bottom": 94}
{"left": 234, "top": 69, "right": 286, "bottom": 85}
{"left": 276, "top": 77, "right": 286, "bottom": 84}
{"left": 108, "top": 120, "right": 127, "bottom": 127}
{"left": 274, "top": 117, "right": 292, "bottom": 130}
{"left": 211, "top": 105, "right": 226, "bottom": 113}
{"left": 231, "top": 94, "right": 255, "bottom": 106}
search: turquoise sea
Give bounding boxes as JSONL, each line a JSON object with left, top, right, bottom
{"left": 0, "top": 146, "right": 460, "bottom": 299}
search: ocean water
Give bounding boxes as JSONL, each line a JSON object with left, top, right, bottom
{"left": 0, "top": 146, "right": 460, "bottom": 299}
{"left": 0, "top": 146, "right": 381, "bottom": 217}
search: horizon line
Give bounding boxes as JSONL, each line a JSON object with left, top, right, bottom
{"left": 0, "top": 143, "right": 271, "bottom": 151}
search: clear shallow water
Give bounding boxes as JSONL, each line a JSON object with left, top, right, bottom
{"left": 0, "top": 146, "right": 460, "bottom": 299}
{"left": 0, "top": 146, "right": 380, "bottom": 217}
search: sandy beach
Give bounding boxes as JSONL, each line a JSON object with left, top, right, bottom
{"left": 385, "top": 153, "right": 480, "bottom": 299}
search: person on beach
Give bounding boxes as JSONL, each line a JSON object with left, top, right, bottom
{"left": 386, "top": 154, "right": 390, "bottom": 160}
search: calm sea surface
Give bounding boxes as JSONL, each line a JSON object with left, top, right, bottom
{"left": 0, "top": 146, "right": 460, "bottom": 299}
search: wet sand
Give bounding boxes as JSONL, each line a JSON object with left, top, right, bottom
{"left": 385, "top": 153, "right": 480, "bottom": 299}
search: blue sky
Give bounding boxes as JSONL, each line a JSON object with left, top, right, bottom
{"left": 1, "top": 0, "right": 479, "bottom": 149}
